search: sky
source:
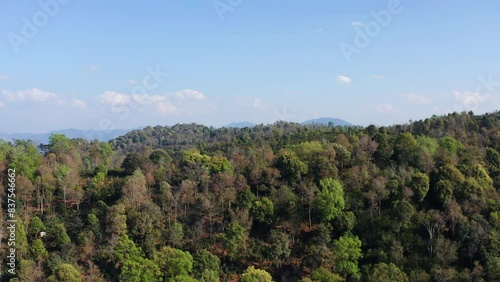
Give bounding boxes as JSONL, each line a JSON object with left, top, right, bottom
{"left": 1, "top": 0, "right": 500, "bottom": 133}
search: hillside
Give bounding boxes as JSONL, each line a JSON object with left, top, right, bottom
{"left": 1, "top": 111, "right": 500, "bottom": 281}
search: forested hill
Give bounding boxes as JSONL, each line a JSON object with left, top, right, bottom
{"left": 1, "top": 111, "right": 500, "bottom": 281}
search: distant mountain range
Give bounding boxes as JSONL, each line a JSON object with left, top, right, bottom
{"left": 301, "top": 117, "right": 352, "bottom": 126}
{"left": 0, "top": 129, "right": 132, "bottom": 144}
{"left": 1, "top": 118, "right": 352, "bottom": 143}
{"left": 225, "top": 117, "right": 352, "bottom": 128}
{"left": 224, "top": 121, "right": 257, "bottom": 128}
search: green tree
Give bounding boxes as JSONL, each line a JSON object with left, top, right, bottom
{"left": 240, "top": 266, "right": 273, "bottom": 282}
{"left": 332, "top": 143, "right": 351, "bottom": 171}
{"left": 122, "top": 153, "right": 144, "bottom": 175}
{"left": 193, "top": 249, "right": 220, "bottom": 282}
{"left": 276, "top": 148, "right": 308, "bottom": 184}
{"left": 119, "top": 258, "right": 161, "bottom": 282}
{"left": 250, "top": 197, "right": 274, "bottom": 225}
{"left": 223, "top": 222, "right": 247, "bottom": 261}
{"left": 50, "top": 263, "right": 82, "bottom": 282}
{"left": 210, "top": 154, "right": 234, "bottom": 174}
{"left": 153, "top": 246, "right": 194, "bottom": 279}
{"left": 313, "top": 178, "right": 345, "bottom": 221}
{"left": 439, "top": 136, "right": 464, "bottom": 156}
{"left": 28, "top": 216, "right": 46, "bottom": 238}
{"left": 333, "top": 234, "right": 363, "bottom": 278}
{"left": 311, "top": 267, "right": 343, "bottom": 282}
{"left": 410, "top": 173, "right": 430, "bottom": 202}
{"left": 49, "top": 134, "right": 71, "bottom": 153}
{"left": 486, "top": 147, "right": 500, "bottom": 175}
{"left": 368, "top": 263, "right": 408, "bottom": 282}
{"left": 393, "top": 132, "right": 419, "bottom": 165}
{"left": 164, "top": 221, "right": 184, "bottom": 248}
{"left": 149, "top": 149, "right": 172, "bottom": 165}
{"left": 267, "top": 230, "right": 291, "bottom": 268}
{"left": 10, "top": 140, "right": 42, "bottom": 182}
{"left": 30, "top": 239, "right": 48, "bottom": 261}
{"left": 107, "top": 235, "right": 160, "bottom": 281}
{"left": 105, "top": 203, "right": 128, "bottom": 240}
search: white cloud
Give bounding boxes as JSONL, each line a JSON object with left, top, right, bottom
{"left": 452, "top": 91, "right": 489, "bottom": 110}
{"left": 99, "top": 89, "right": 214, "bottom": 116}
{"left": 315, "top": 28, "right": 324, "bottom": 32}
{"left": 403, "top": 93, "right": 432, "bottom": 105}
{"left": 128, "top": 79, "right": 138, "bottom": 85}
{"left": 99, "top": 91, "right": 172, "bottom": 109}
{"left": 156, "top": 101, "right": 178, "bottom": 115}
{"left": 71, "top": 98, "right": 87, "bottom": 109}
{"left": 99, "top": 91, "right": 131, "bottom": 106}
{"left": 371, "top": 75, "right": 385, "bottom": 80}
{"left": 235, "top": 96, "right": 267, "bottom": 110}
{"left": 252, "top": 98, "right": 264, "bottom": 109}
{"left": 376, "top": 103, "right": 399, "bottom": 113}
{"left": 352, "top": 21, "right": 364, "bottom": 26}
{"left": 175, "top": 89, "right": 205, "bottom": 101}
{"left": 0, "top": 101, "right": 5, "bottom": 107}
{"left": 1, "top": 88, "right": 56, "bottom": 103}
{"left": 337, "top": 75, "right": 352, "bottom": 85}
{"left": 0, "top": 75, "right": 11, "bottom": 81}
{"left": 89, "top": 64, "right": 99, "bottom": 72}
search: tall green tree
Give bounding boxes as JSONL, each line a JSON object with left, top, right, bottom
{"left": 314, "top": 178, "right": 345, "bottom": 221}
{"left": 333, "top": 234, "right": 363, "bottom": 279}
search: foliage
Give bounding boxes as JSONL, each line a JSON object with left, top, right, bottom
{"left": 153, "top": 246, "right": 193, "bottom": 279}
{"left": 4, "top": 111, "right": 500, "bottom": 281}
{"left": 250, "top": 197, "right": 274, "bottom": 225}
{"left": 311, "top": 267, "right": 343, "bottom": 282}
{"left": 193, "top": 249, "right": 220, "bottom": 282}
{"left": 240, "top": 266, "right": 273, "bottom": 282}
{"left": 313, "top": 178, "right": 345, "bottom": 221}
{"left": 368, "top": 263, "right": 408, "bottom": 282}
{"left": 333, "top": 234, "right": 363, "bottom": 278}
{"left": 50, "top": 263, "right": 82, "bottom": 282}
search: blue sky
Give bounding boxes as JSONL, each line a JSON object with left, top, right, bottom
{"left": 1, "top": 0, "right": 499, "bottom": 133}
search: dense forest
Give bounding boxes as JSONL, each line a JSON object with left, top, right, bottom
{"left": 1, "top": 111, "right": 500, "bottom": 281}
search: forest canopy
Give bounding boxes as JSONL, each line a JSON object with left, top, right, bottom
{"left": 1, "top": 110, "right": 500, "bottom": 281}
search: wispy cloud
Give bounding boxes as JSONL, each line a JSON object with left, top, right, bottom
{"left": 0, "top": 75, "right": 11, "bottom": 81}
{"left": 452, "top": 91, "right": 489, "bottom": 110}
{"left": 99, "top": 89, "right": 214, "bottom": 116}
{"left": 235, "top": 96, "right": 266, "bottom": 110}
{"left": 376, "top": 103, "right": 399, "bottom": 114}
{"left": 89, "top": 64, "right": 99, "bottom": 72}
{"left": 370, "top": 75, "right": 385, "bottom": 80}
{"left": 175, "top": 89, "right": 205, "bottom": 101}
{"left": 352, "top": 21, "right": 364, "bottom": 26}
{"left": 100, "top": 91, "right": 178, "bottom": 115}
{"left": 403, "top": 93, "right": 432, "bottom": 105}
{"left": 252, "top": 98, "right": 264, "bottom": 109}
{"left": 1, "top": 88, "right": 57, "bottom": 103}
{"left": 71, "top": 98, "right": 87, "bottom": 109}
{"left": 100, "top": 91, "right": 170, "bottom": 106}
{"left": 128, "top": 79, "right": 138, "bottom": 85}
{"left": 337, "top": 75, "right": 352, "bottom": 85}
